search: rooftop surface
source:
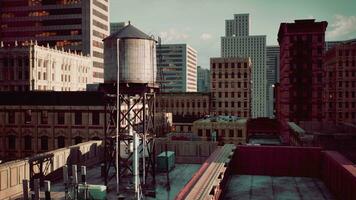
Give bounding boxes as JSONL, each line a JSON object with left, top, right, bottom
{"left": 224, "top": 175, "right": 335, "bottom": 200}
{"left": 195, "top": 115, "right": 247, "bottom": 123}
{"left": 48, "top": 164, "right": 200, "bottom": 200}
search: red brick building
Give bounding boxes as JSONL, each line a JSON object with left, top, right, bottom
{"left": 323, "top": 41, "right": 356, "bottom": 124}
{"left": 210, "top": 57, "right": 252, "bottom": 117}
{"left": 277, "top": 19, "right": 328, "bottom": 124}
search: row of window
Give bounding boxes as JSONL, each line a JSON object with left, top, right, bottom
{"left": 213, "top": 92, "right": 249, "bottom": 98}
{"left": 197, "top": 129, "right": 243, "bottom": 138}
{"left": 212, "top": 62, "right": 248, "bottom": 69}
{"left": 212, "top": 81, "right": 249, "bottom": 89}
{"left": 327, "top": 112, "right": 356, "bottom": 119}
{"left": 327, "top": 102, "right": 356, "bottom": 109}
{"left": 338, "top": 49, "right": 356, "bottom": 57}
{"left": 7, "top": 135, "right": 88, "bottom": 151}
{"left": 6, "top": 111, "right": 101, "bottom": 125}
{"left": 212, "top": 101, "right": 249, "bottom": 108}
{"left": 212, "top": 72, "right": 249, "bottom": 79}
{"left": 157, "top": 101, "right": 208, "bottom": 108}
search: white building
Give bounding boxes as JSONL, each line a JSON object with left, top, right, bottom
{"left": 0, "top": 0, "right": 109, "bottom": 83}
{"left": 157, "top": 44, "right": 197, "bottom": 92}
{"left": 266, "top": 46, "right": 280, "bottom": 118}
{"left": 0, "top": 43, "right": 93, "bottom": 91}
{"left": 221, "top": 14, "right": 267, "bottom": 118}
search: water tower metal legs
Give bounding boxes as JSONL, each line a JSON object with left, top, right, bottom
{"left": 104, "top": 89, "right": 156, "bottom": 197}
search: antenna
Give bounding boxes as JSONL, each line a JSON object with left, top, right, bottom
{"left": 157, "top": 36, "right": 165, "bottom": 92}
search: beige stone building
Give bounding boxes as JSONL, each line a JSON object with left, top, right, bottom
{"left": 0, "top": 0, "right": 110, "bottom": 83}
{"left": 192, "top": 116, "right": 247, "bottom": 145}
{"left": 0, "top": 44, "right": 93, "bottom": 91}
{"left": 210, "top": 57, "right": 252, "bottom": 118}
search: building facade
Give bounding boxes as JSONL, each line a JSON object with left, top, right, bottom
{"left": 192, "top": 116, "right": 247, "bottom": 145}
{"left": 0, "top": 91, "right": 170, "bottom": 160}
{"left": 277, "top": 19, "right": 327, "bottom": 123}
{"left": 0, "top": 44, "right": 93, "bottom": 91}
{"left": 197, "top": 66, "right": 210, "bottom": 92}
{"left": 157, "top": 44, "right": 197, "bottom": 92}
{"left": 210, "top": 57, "right": 252, "bottom": 118}
{"left": 221, "top": 14, "right": 267, "bottom": 118}
{"left": 323, "top": 41, "right": 356, "bottom": 124}
{"left": 156, "top": 92, "right": 210, "bottom": 132}
{"left": 110, "top": 22, "right": 128, "bottom": 34}
{"left": 0, "top": 0, "right": 109, "bottom": 83}
{"left": 266, "top": 46, "right": 280, "bottom": 118}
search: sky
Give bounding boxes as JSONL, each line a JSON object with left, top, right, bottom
{"left": 110, "top": 0, "right": 356, "bottom": 69}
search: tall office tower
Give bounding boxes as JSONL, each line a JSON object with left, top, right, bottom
{"left": 221, "top": 14, "right": 267, "bottom": 118}
{"left": 266, "top": 46, "right": 280, "bottom": 118}
{"left": 157, "top": 44, "right": 197, "bottom": 92}
{"left": 210, "top": 57, "right": 252, "bottom": 118}
{"left": 197, "top": 66, "right": 210, "bottom": 92}
{"left": 277, "top": 19, "right": 327, "bottom": 123}
{"left": 323, "top": 41, "right": 356, "bottom": 124}
{"left": 0, "top": 0, "right": 109, "bottom": 83}
{"left": 110, "top": 22, "right": 128, "bottom": 34}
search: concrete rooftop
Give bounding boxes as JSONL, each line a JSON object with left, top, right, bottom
{"left": 223, "top": 175, "right": 335, "bottom": 200}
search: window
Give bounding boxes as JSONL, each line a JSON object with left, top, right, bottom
{"left": 198, "top": 129, "right": 203, "bottom": 137}
{"left": 8, "top": 135, "right": 16, "bottom": 150}
{"left": 92, "top": 111, "right": 100, "bottom": 125}
{"left": 24, "top": 110, "right": 32, "bottom": 124}
{"left": 58, "top": 112, "right": 65, "bottom": 124}
{"left": 41, "top": 110, "right": 48, "bottom": 124}
{"left": 229, "top": 130, "right": 234, "bottom": 137}
{"left": 57, "top": 136, "right": 65, "bottom": 148}
{"left": 41, "top": 136, "right": 48, "bottom": 151}
{"left": 75, "top": 112, "right": 82, "bottom": 125}
{"left": 206, "top": 129, "right": 211, "bottom": 138}
{"left": 24, "top": 135, "right": 32, "bottom": 150}
{"left": 8, "top": 111, "right": 15, "bottom": 124}
{"left": 237, "top": 129, "right": 243, "bottom": 137}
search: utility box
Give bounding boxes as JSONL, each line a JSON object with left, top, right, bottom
{"left": 156, "top": 151, "right": 175, "bottom": 172}
{"left": 78, "top": 184, "right": 107, "bottom": 200}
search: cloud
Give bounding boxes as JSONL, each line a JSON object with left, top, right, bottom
{"left": 327, "top": 15, "right": 356, "bottom": 39}
{"left": 158, "top": 28, "right": 189, "bottom": 43}
{"left": 200, "top": 33, "right": 213, "bottom": 41}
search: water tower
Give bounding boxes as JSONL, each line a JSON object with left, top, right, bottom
{"left": 102, "top": 22, "right": 158, "bottom": 198}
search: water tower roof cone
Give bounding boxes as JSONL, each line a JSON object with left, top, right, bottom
{"left": 104, "top": 22, "right": 155, "bottom": 41}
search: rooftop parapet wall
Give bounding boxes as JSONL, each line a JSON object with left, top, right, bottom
{"left": 155, "top": 138, "right": 217, "bottom": 164}
{"left": 0, "top": 140, "right": 103, "bottom": 200}
{"left": 233, "top": 146, "right": 322, "bottom": 178}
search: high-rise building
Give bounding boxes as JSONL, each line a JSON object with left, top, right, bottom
{"left": 323, "top": 41, "right": 356, "bottom": 124}
{"left": 197, "top": 66, "right": 210, "bottom": 92}
{"left": 277, "top": 19, "right": 328, "bottom": 123}
{"left": 0, "top": 0, "right": 109, "bottom": 83}
{"left": 157, "top": 44, "right": 197, "bottom": 92}
{"left": 210, "top": 57, "right": 252, "bottom": 118}
{"left": 221, "top": 14, "right": 267, "bottom": 118}
{"left": 110, "top": 22, "right": 128, "bottom": 34}
{"left": 266, "top": 46, "right": 280, "bottom": 118}
{"left": 0, "top": 43, "right": 93, "bottom": 91}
